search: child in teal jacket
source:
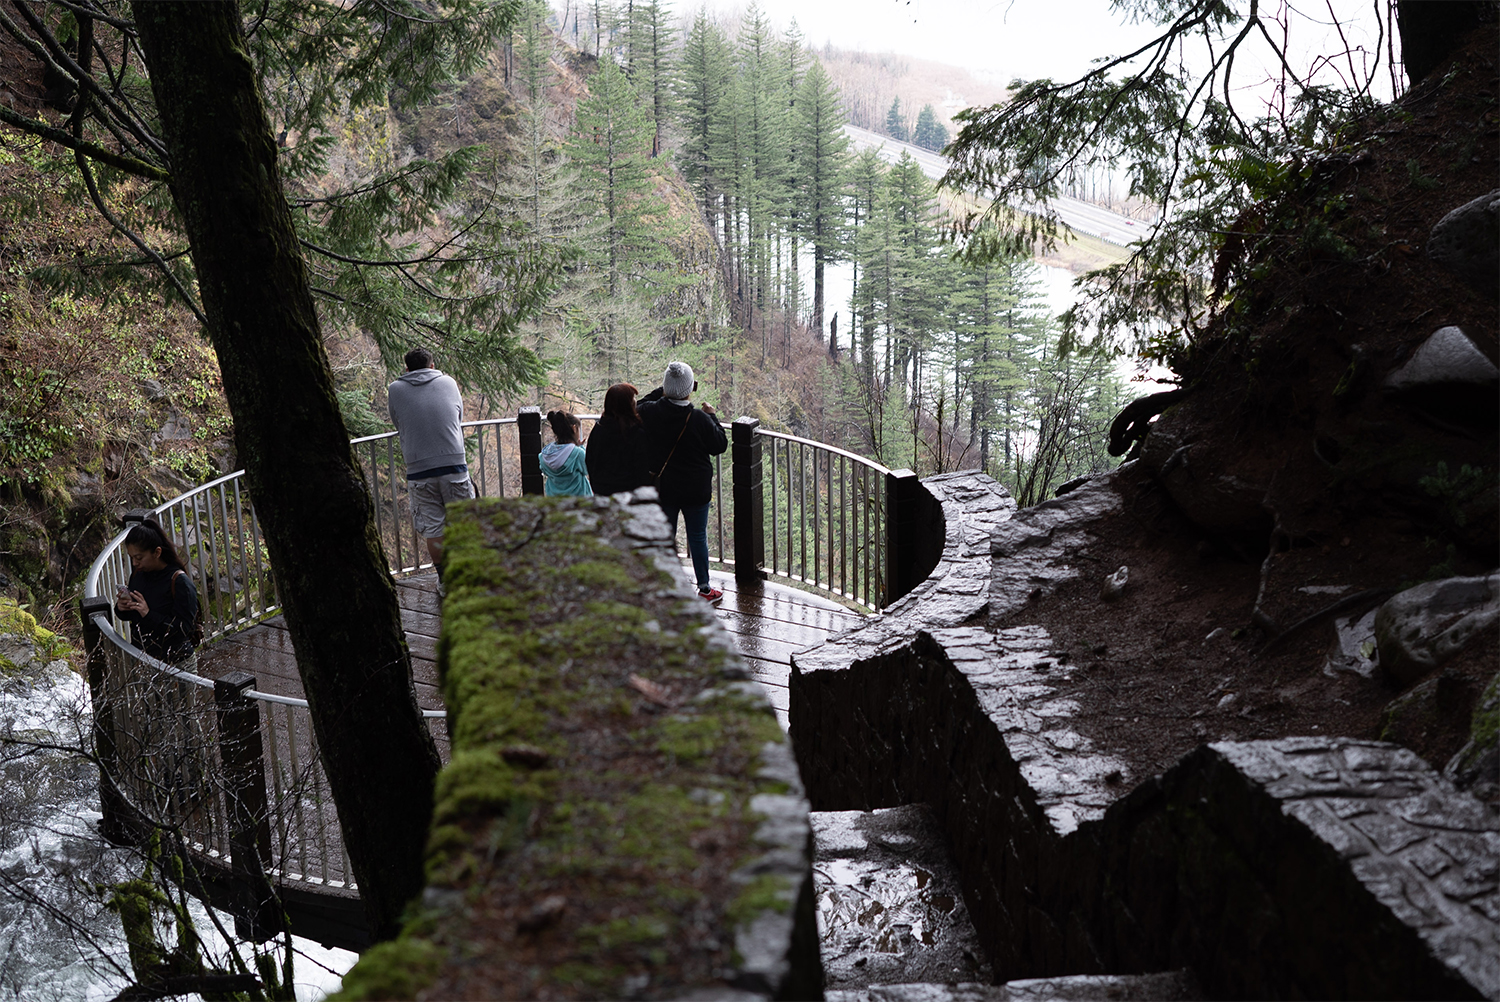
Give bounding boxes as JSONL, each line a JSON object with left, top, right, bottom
{"left": 541, "top": 410, "right": 593, "bottom": 497}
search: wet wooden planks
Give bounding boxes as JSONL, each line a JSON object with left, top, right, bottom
{"left": 198, "top": 580, "right": 446, "bottom": 712}
{"left": 197, "top": 568, "right": 868, "bottom": 733}
{"left": 702, "top": 570, "right": 866, "bottom": 730}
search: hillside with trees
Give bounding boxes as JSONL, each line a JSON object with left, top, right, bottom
{"left": 0, "top": 0, "right": 1496, "bottom": 996}
{"left": 0, "top": 0, "right": 1126, "bottom": 634}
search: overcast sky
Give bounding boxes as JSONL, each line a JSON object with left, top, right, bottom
{"left": 691, "top": 0, "right": 1399, "bottom": 104}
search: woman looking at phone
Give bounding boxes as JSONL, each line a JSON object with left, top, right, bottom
{"left": 114, "top": 518, "right": 201, "bottom": 669}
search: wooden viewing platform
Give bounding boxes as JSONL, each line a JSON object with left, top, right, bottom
{"left": 81, "top": 415, "right": 934, "bottom": 952}
{"left": 198, "top": 566, "right": 867, "bottom": 735}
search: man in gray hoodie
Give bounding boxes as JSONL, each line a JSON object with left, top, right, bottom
{"left": 388, "top": 348, "right": 473, "bottom": 569}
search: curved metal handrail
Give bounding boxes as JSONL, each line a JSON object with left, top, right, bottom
{"left": 81, "top": 409, "right": 893, "bottom": 908}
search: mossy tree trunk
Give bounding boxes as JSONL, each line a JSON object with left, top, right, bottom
{"left": 131, "top": 1, "right": 438, "bottom": 941}
{"left": 1397, "top": 1, "right": 1494, "bottom": 85}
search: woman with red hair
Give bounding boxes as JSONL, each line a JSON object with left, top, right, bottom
{"left": 586, "top": 382, "right": 651, "bottom": 496}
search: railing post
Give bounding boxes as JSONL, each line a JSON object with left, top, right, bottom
{"left": 884, "top": 468, "right": 921, "bottom": 607}
{"left": 80, "top": 596, "right": 146, "bottom": 847}
{"left": 518, "top": 407, "right": 543, "bottom": 496}
{"left": 731, "top": 418, "right": 766, "bottom": 582}
{"left": 214, "top": 671, "right": 281, "bottom": 941}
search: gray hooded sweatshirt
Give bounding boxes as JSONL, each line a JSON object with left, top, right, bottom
{"left": 388, "top": 368, "right": 465, "bottom": 477}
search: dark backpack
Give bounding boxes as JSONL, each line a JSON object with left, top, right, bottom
{"left": 170, "top": 569, "right": 206, "bottom": 648}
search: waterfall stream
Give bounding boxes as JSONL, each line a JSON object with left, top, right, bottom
{"left": 0, "top": 639, "right": 354, "bottom": 1001}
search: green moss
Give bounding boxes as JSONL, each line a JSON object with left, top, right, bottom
{"left": 1470, "top": 673, "right": 1499, "bottom": 750}
{"left": 578, "top": 913, "right": 673, "bottom": 950}
{"left": 0, "top": 598, "right": 40, "bottom": 636}
{"left": 340, "top": 496, "right": 799, "bottom": 996}
{"left": 727, "top": 873, "right": 794, "bottom": 927}
{"left": 551, "top": 960, "right": 627, "bottom": 993}
{"left": 332, "top": 938, "right": 444, "bottom": 1001}
{"left": 566, "top": 559, "right": 636, "bottom": 591}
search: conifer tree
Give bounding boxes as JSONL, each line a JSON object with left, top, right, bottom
{"left": 884, "top": 96, "right": 908, "bottom": 142}
{"left": 567, "top": 57, "right": 689, "bottom": 382}
{"left": 883, "top": 152, "right": 944, "bottom": 397}
{"left": 497, "top": 0, "right": 606, "bottom": 396}
{"left": 794, "top": 60, "right": 853, "bottom": 343}
{"left": 735, "top": 4, "right": 791, "bottom": 351}
{"left": 913, "top": 103, "right": 948, "bottom": 151}
{"left": 624, "top": 0, "right": 676, "bottom": 156}
{"left": 676, "top": 8, "right": 732, "bottom": 221}
{"left": 847, "top": 148, "right": 888, "bottom": 386}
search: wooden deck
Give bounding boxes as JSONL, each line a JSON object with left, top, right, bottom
{"left": 198, "top": 567, "right": 867, "bottom": 732}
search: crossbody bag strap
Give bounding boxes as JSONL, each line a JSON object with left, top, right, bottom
{"left": 652, "top": 407, "right": 693, "bottom": 480}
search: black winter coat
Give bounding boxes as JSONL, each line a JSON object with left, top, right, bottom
{"left": 638, "top": 395, "right": 727, "bottom": 507}
{"left": 115, "top": 565, "right": 199, "bottom": 663}
{"left": 586, "top": 418, "right": 650, "bottom": 496}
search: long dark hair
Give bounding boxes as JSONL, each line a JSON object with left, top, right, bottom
{"left": 547, "top": 409, "right": 582, "bottom": 445}
{"left": 600, "top": 382, "right": 640, "bottom": 428}
{"left": 124, "top": 518, "right": 189, "bottom": 573}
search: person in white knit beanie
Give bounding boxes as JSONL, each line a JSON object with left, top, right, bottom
{"left": 638, "top": 362, "right": 727, "bottom": 601}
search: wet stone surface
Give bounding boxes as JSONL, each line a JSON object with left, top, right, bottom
{"left": 931, "top": 625, "right": 1131, "bottom": 836}
{"left": 812, "top": 805, "right": 990, "bottom": 991}
{"left": 793, "top": 469, "right": 1500, "bottom": 998}
{"left": 824, "top": 969, "right": 1200, "bottom": 1002}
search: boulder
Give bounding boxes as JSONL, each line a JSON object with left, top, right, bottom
{"left": 1374, "top": 573, "right": 1499, "bottom": 687}
{"left": 1382, "top": 326, "right": 1499, "bottom": 427}
{"left": 1138, "top": 418, "right": 1269, "bottom": 534}
{"left": 1428, "top": 188, "right": 1500, "bottom": 296}
{"left": 1383, "top": 326, "right": 1499, "bottom": 390}
{"left": 1445, "top": 672, "right": 1499, "bottom": 807}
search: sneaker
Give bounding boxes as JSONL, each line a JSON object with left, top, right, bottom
{"left": 698, "top": 587, "right": 724, "bottom": 604}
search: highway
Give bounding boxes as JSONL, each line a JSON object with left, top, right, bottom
{"left": 843, "top": 124, "right": 1150, "bottom": 248}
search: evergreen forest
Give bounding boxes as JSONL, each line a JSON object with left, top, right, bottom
{"left": 477, "top": 0, "right": 1130, "bottom": 501}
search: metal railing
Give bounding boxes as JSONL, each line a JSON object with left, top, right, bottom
{"left": 80, "top": 406, "right": 936, "bottom": 932}
{"left": 79, "top": 418, "right": 522, "bottom": 901}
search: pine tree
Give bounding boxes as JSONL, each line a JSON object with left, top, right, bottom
{"left": 497, "top": 1, "right": 607, "bottom": 399}
{"left": 624, "top": 0, "right": 676, "bottom": 157}
{"left": 883, "top": 152, "right": 945, "bottom": 399}
{"left": 913, "top": 103, "right": 948, "bottom": 151}
{"left": 945, "top": 255, "right": 1025, "bottom": 475}
{"left": 567, "top": 57, "right": 687, "bottom": 382}
{"left": 736, "top": 4, "right": 792, "bottom": 353}
{"left": 848, "top": 148, "right": 891, "bottom": 387}
{"left": 676, "top": 9, "right": 732, "bottom": 219}
{"left": 794, "top": 60, "right": 852, "bottom": 343}
{"left": 884, "top": 96, "right": 908, "bottom": 142}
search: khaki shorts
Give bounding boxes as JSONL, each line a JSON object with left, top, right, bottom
{"left": 409, "top": 472, "right": 475, "bottom": 538}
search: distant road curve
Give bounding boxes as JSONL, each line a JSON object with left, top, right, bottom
{"left": 843, "top": 124, "right": 1147, "bottom": 249}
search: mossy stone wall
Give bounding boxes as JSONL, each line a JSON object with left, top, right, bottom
{"left": 336, "top": 492, "right": 820, "bottom": 1000}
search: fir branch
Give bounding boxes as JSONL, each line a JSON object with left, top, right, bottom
{"left": 0, "top": 104, "right": 168, "bottom": 181}
{"left": 5, "top": 0, "right": 166, "bottom": 158}
{"left": 73, "top": 149, "right": 207, "bottom": 327}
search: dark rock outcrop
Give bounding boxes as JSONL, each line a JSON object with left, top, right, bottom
{"left": 791, "top": 470, "right": 1500, "bottom": 999}
{"left": 1374, "top": 573, "right": 1499, "bottom": 686}
{"left": 1428, "top": 189, "right": 1500, "bottom": 296}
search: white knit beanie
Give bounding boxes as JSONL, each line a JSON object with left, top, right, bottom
{"left": 662, "top": 361, "right": 694, "bottom": 400}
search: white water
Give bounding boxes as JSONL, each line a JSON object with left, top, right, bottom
{"left": 0, "top": 654, "right": 355, "bottom": 1001}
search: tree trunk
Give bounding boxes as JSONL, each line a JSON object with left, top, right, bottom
{"left": 131, "top": 1, "right": 439, "bottom": 941}
{"left": 1397, "top": 1, "right": 1493, "bottom": 85}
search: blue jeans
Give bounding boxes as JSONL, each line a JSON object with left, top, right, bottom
{"left": 660, "top": 500, "right": 711, "bottom": 592}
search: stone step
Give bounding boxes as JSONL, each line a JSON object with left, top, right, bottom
{"left": 827, "top": 969, "right": 1201, "bottom": 1001}
{"left": 813, "top": 805, "right": 991, "bottom": 991}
